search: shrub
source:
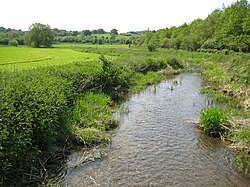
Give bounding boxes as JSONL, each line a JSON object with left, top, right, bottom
{"left": 97, "top": 55, "right": 132, "bottom": 100}
{"left": 0, "top": 69, "right": 72, "bottom": 184}
{"left": 167, "top": 58, "right": 184, "bottom": 69}
{"left": 8, "top": 39, "right": 18, "bottom": 47}
{"left": 147, "top": 43, "right": 157, "bottom": 52}
{"left": 199, "top": 107, "right": 229, "bottom": 136}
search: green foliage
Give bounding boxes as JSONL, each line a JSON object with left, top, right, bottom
{"left": 8, "top": 39, "right": 18, "bottom": 46}
{"left": 111, "top": 29, "right": 118, "bottom": 35}
{"left": 237, "top": 128, "right": 250, "bottom": 143}
{"left": 69, "top": 93, "right": 114, "bottom": 145}
{"left": 167, "top": 58, "right": 184, "bottom": 69}
{"left": 24, "top": 23, "right": 55, "bottom": 48}
{"left": 0, "top": 69, "right": 72, "bottom": 184}
{"left": 200, "top": 107, "right": 229, "bottom": 136}
{"left": 147, "top": 43, "right": 157, "bottom": 52}
{"left": 130, "top": 71, "right": 163, "bottom": 92}
{"left": 71, "top": 93, "right": 114, "bottom": 130}
{"left": 234, "top": 150, "right": 250, "bottom": 175}
{"left": 0, "top": 44, "right": 225, "bottom": 185}
{"left": 97, "top": 55, "right": 132, "bottom": 100}
{"left": 138, "top": 0, "right": 250, "bottom": 53}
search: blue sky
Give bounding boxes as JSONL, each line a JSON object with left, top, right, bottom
{"left": 1, "top": 0, "right": 236, "bottom": 32}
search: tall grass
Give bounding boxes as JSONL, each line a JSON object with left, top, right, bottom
{"left": 199, "top": 107, "right": 229, "bottom": 137}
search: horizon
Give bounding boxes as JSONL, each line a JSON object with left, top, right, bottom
{"left": 1, "top": 0, "right": 236, "bottom": 33}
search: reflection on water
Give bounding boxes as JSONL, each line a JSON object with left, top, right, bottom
{"left": 58, "top": 74, "right": 250, "bottom": 187}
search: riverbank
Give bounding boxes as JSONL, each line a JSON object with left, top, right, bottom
{"left": 54, "top": 73, "right": 250, "bottom": 186}
{"left": 188, "top": 52, "right": 250, "bottom": 175}
{"left": 0, "top": 45, "right": 249, "bottom": 185}
{"left": 0, "top": 45, "right": 183, "bottom": 186}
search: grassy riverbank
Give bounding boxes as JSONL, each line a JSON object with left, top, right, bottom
{"left": 0, "top": 45, "right": 183, "bottom": 186}
{"left": 0, "top": 44, "right": 249, "bottom": 185}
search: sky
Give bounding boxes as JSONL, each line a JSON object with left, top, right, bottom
{"left": 1, "top": 0, "right": 237, "bottom": 33}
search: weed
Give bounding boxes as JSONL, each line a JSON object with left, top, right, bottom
{"left": 199, "top": 107, "right": 229, "bottom": 137}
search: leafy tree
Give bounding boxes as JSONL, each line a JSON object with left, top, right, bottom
{"left": 24, "top": 23, "right": 55, "bottom": 48}
{"left": 97, "top": 28, "right": 106, "bottom": 34}
{"left": 83, "top": 30, "right": 91, "bottom": 36}
{"left": 72, "top": 31, "right": 78, "bottom": 36}
{"left": 0, "top": 32, "right": 8, "bottom": 45}
{"left": 111, "top": 29, "right": 118, "bottom": 35}
{"left": 8, "top": 39, "right": 18, "bottom": 46}
{"left": 110, "top": 33, "right": 116, "bottom": 44}
{"left": 92, "top": 29, "right": 98, "bottom": 34}
{"left": 136, "top": 0, "right": 250, "bottom": 53}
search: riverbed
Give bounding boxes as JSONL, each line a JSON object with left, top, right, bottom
{"left": 57, "top": 73, "right": 250, "bottom": 186}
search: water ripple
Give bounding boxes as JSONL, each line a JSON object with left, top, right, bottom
{"left": 60, "top": 73, "right": 250, "bottom": 187}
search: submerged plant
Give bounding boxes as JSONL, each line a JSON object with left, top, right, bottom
{"left": 199, "top": 107, "right": 229, "bottom": 137}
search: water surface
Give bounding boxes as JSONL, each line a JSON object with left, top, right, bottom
{"left": 59, "top": 74, "right": 250, "bottom": 186}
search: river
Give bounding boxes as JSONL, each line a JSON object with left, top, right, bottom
{"left": 57, "top": 73, "right": 250, "bottom": 186}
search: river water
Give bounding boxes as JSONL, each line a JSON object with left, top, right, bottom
{"left": 58, "top": 73, "right": 250, "bottom": 186}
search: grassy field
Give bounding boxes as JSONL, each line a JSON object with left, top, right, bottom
{"left": 0, "top": 46, "right": 104, "bottom": 70}
{"left": 53, "top": 43, "right": 130, "bottom": 49}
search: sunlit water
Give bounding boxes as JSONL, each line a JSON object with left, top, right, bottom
{"left": 58, "top": 74, "right": 250, "bottom": 187}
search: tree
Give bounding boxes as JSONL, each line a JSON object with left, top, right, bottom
{"left": 24, "top": 23, "right": 55, "bottom": 48}
{"left": 97, "top": 28, "right": 106, "bottom": 34}
{"left": 83, "top": 30, "right": 91, "bottom": 36}
{"left": 111, "top": 29, "right": 118, "bottom": 35}
{"left": 8, "top": 39, "right": 18, "bottom": 47}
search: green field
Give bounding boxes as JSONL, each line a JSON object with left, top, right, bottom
{"left": 0, "top": 46, "right": 104, "bottom": 70}
{"left": 53, "top": 43, "right": 130, "bottom": 49}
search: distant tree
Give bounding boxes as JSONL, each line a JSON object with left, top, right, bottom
{"left": 8, "top": 39, "right": 18, "bottom": 47}
{"left": 97, "top": 28, "right": 106, "bottom": 34}
{"left": 110, "top": 33, "right": 116, "bottom": 44}
{"left": 72, "top": 31, "right": 78, "bottom": 36}
{"left": 83, "top": 30, "right": 91, "bottom": 36}
{"left": 92, "top": 29, "right": 98, "bottom": 34}
{"left": 0, "top": 32, "right": 8, "bottom": 45}
{"left": 24, "top": 23, "right": 55, "bottom": 48}
{"left": 111, "top": 29, "right": 118, "bottom": 35}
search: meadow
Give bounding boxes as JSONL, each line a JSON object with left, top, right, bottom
{"left": 0, "top": 44, "right": 249, "bottom": 185}
{"left": 0, "top": 46, "right": 104, "bottom": 70}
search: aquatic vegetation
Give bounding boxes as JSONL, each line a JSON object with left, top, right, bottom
{"left": 199, "top": 107, "right": 229, "bottom": 137}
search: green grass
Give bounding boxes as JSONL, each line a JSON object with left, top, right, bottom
{"left": 53, "top": 43, "right": 130, "bottom": 49}
{"left": 0, "top": 46, "right": 102, "bottom": 70}
{"left": 69, "top": 93, "right": 115, "bottom": 145}
{"left": 199, "top": 107, "right": 229, "bottom": 137}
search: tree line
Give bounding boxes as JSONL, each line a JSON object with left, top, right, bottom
{"left": 136, "top": 0, "right": 250, "bottom": 53}
{"left": 0, "top": 24, "right": 130, "bottom": 47}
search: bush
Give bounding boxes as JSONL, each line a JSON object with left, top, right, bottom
{"left": 8, "top": 39, "right": 18, "bottom": 47}
{"left": 0, "top": 69, "right": 72, "bottom": 184}
{"left": 199, "top": 107, "right": 229, "bottom": 136}
{"left": 147, "top": 43, "right": 157, "bottom": 52}
{"left": 97, "top": 55, "right": 132, "bottom": 100}
{"left": 167, "top": 58, "right": 184, "bottom": 69}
